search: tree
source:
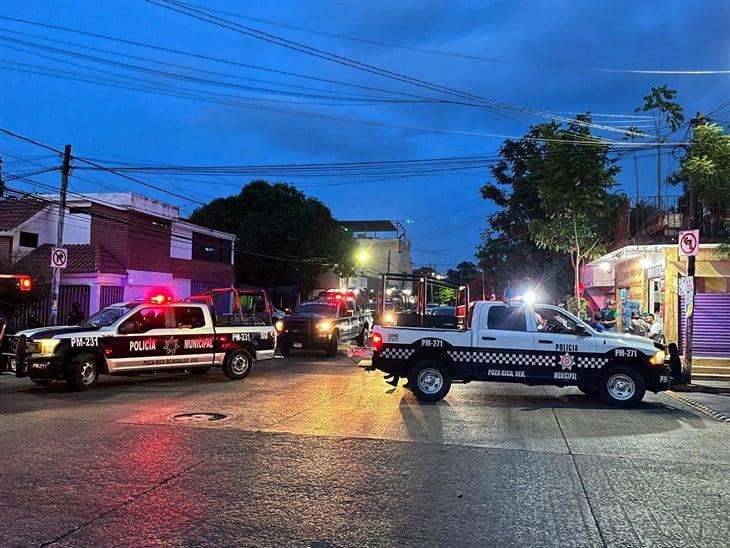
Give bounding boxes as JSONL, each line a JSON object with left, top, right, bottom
{"left": 635, "top": 85, "right": 685, "bottom": 201}
{"left": 189, "top": 180, "right": 356, "bottom": 293}
{"left": 675, "top": 122, "right": 730, "bottom": 254}
{"left": 446, "top": 261, "right": 480, "bottom": 284}
{"left": 481, "top": 116, "right": 621, "bottom": 307}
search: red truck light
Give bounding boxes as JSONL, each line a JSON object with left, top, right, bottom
{"left": 19, "top": 276, "right": 32, "bottom": 291}
{"left": 371, "top": 332, "right": 384, "bottom": 352}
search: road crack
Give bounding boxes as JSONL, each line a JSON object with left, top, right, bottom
{"left": 40, "top": 458, "right": 206, "bottom": 546}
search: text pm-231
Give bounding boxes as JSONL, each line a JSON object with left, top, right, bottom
{"left": 3, "top": 300, "right": 276, "bottom": 391}
{"left": 369, "top": 301, "right": 684, "bottom": 407}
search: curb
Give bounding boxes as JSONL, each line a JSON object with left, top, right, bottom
{"left": 666, "top": 390, "right": 730, "bottom": 423}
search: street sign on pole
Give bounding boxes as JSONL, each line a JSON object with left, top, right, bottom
{"left": 51, "top": 247, "right": 68, "bottom": 269}
{"left": 678, "top": 229, "right": 699, "bottom": 257}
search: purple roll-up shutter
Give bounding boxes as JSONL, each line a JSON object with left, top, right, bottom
{"left": 679, "top": 293, "right": 730, "bottom": 357}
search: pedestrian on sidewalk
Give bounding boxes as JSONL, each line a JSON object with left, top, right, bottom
{"left": 600, "top": 300, "right": 618, "bottom": 332}
{"left": 626, "top": 311, "right": 649, "bottom": 337}
{"left": 646, "top": 313, "right": 665, "bottom": 343}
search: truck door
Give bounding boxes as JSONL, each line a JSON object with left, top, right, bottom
{"left": 172, "top": 305, "right": 216, "bottom": 368}
{"left": 475, "top": 305, "right": 531, "bottom": 380}
{"left": 111, "top": 306, "right": 175, "bottom": 371}
{"left": 531, "top": 306, "right": 597, "bottom": 382}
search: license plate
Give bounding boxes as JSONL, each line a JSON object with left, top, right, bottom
{"left": 293, "top": 343, "right": 303, "bottom": 348}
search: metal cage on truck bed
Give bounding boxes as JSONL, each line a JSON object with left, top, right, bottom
{"left": 377, "top": 273, "right": 469, "bottom": 329}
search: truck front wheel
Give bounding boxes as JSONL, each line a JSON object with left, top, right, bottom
{"left": 408, "top": 360, "right": 451, "bottom": 402}
{"left": 325, "top": 331, "right": 339, "bottom": 357}
{"left": 66, "top": 353, "right": 100, "bottom": 391}
{"left": 223, "top": 349, "right": 253, "bottom": 380}
{"left": 599, "top": 365, "right": 645, "bottom": 407}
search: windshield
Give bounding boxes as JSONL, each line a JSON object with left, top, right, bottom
{"left": 294, "top": 303, "right": 337, "bottom": 316}
{"left": 81, "top": 305, "right": 134, "bottom": 327}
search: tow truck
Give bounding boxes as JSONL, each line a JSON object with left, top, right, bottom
{"left": 275, "top": 290, "right": 372, "bottom": 357}
{"left": 367, "top": 273, "right": 684, "bottom": 407}
{"left": 3, "top": 293, "right": 276, "bottom": 390}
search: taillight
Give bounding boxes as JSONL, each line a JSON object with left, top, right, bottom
{"left": 19, "top": 276, "right": 32, "bottom": 291}
{"left": 371, "top": 331, "right": 384, "bottom": 352}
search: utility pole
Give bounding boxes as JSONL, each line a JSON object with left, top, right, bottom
{"left": 683, "top": 114, "right": 703, "bottom": 377}
{"left": 656, "top": 119, "right": 662, "bottom": 205}
{"left": 0, "top": 155, "right": 4, "bottom": 197}
{"left": 386, "top": 250, "right": 391, "bottom": 274}
{"left": 50, "top": 144, "right": 71, "bottom": 325}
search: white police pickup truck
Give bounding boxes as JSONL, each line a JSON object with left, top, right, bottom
{"left": 369, "top": 300, "right": 683, "bottom": 407}
{"left": 5, "top": 299, "right": 276, "bottom": 390}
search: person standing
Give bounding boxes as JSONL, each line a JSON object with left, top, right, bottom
{"left": 67, "top": 302, "right": 85, "bottom": 325}
{"left": 589, "top": 314, "right": 605, "bottom": 332}
{"left": 626, "top": 311, "right": 649, "bottom": 337}
{"left": 600, "top": 300, "right": 618, "bottom": 332}
{"left": 646, "top": 314, "right": 665, "bottom": 343}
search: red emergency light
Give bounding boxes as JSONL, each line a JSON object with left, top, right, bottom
{"left": 19, "top": 276, "right": 32, "bottom": 292}
{"left": 149, "top": 294, "right": 173, "bottom": 304}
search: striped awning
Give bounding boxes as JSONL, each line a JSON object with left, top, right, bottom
{"left": 671, "top": 261, "right": 730, "bottom": 277}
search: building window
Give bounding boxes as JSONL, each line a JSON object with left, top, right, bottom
{"left": 151, "top": 220, "right": 170, "bottom": 230}
{"left": 192, "top": 232, "right": 231, "bottom": 263}
{"left": 69, "top": 207, "right": 91, "bottom": 215}
{"left": 18, "top": 231, "right": 39, "bottom": 248}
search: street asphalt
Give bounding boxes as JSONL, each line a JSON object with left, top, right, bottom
{"left": 1, "top": 349, "right": 728, "bottom": 547}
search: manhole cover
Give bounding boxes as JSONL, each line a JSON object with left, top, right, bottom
{"left": 172, "top": 412, "right": 227, "bottom": 422}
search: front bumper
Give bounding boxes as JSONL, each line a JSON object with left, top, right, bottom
{"left": 279, "top": 332, "right": 332, "bottom": 350}
{"left": 14, "top": 355, "right": 65, "bottom": 379}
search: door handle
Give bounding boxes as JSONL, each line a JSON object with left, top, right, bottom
{"left": 538, "top": 339, "right": 553, "bottom": 344}
{"left": 482, "top": 336, "right": 496, "bottom": 341}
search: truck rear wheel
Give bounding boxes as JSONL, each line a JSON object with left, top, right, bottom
{"left": 408, "top": 360, "right": 451, "bottom": 402}
{"left": 66, "top": 353, "right": 100, "bottom": 391}
{"left": 599, "top": 365, "right": 645, "bottom": 408}
{"left": 355, "top": 325, "right": 369, "bottom": 347}
{"left": 325, "top": 331, "right": 339, "bottom": 357}
{"left": 223, "top": 349, "right": 253, "bottom": 380}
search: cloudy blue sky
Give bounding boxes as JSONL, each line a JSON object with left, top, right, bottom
{"left": 1, "top": 0, "right": 728, "bottom": 271}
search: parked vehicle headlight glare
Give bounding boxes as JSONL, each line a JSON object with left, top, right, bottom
{"left": 275, "top": 320, "right": 284, "bottom": 332}
{"left": 316, "top": 321, "right": 332, "bottom": 331}
{"left": 36, "top": 338, "right": 60, "bottom": 355}
{"left": 649, "top": 350, "right": 665, "bottom": 365}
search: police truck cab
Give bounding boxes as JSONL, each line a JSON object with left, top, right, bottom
{"left": 369, "top": 274, "right": 684, "bottom": 407}
{"left": 5, "top": 295, "right": 276, "bottom": 390}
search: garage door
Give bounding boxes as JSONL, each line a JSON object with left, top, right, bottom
{"left": 679, "top": 293, "right": 730, "bottom": 357}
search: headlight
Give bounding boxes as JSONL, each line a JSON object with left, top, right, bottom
{"left": 275, "top": 320, "right": 284, "bottom": 332}
{"left": 316, "top": 321, "right": 332, "bottom": 331}
{"left": 649, "top": 350, "right": 665, "bottom": 365}
{"left": 382, "top": 311, "right": 396, "bottom": 325}
{"left": 36, "top": 338, "right": 60, "bottom": 355}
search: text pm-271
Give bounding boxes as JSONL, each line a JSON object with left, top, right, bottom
{"left": 4, "top": 299, "right": 276, "bottom": 391}
{"left": 370, "top": 297, "right": 684, "bottom": 407}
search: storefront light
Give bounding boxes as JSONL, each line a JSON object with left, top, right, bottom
{"left": 599, "top": 261, "right": 612, "bottom": 273}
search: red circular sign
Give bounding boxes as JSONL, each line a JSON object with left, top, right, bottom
{"left": 680, "top": 231, "right": 698, "bottom": 255}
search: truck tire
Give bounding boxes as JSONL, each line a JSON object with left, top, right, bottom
{"left": 355, "top": 324, "right": 369, "bottom": 347}
{"left": 279, "top": 342, "right": 291, "bottom": 356}
{"left": 66, "top": 353, "right": 100, "bottom": 391}
{"left": 577, "top": 384, "right": 599, "bottom": 397}
{"left": 325, "top": 331, "right": 339, "bottom": 357}
{"left": 223, "top": 349, "right": 253, "bottom": 380}
{"left": 408, "top": 360, "right": 451, "bottom": 402}
{"left": 599, "top": 365, "right": 645, "bottom": 408}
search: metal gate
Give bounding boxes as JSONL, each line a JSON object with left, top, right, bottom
{"left": 679, "top": 293, "right": 730, "bottom": 357}
{"left": 100, "top": 285, "right": 124, "bottom": 309}
{"left": 59, "top": 285, "right": 90, "bottom": 324}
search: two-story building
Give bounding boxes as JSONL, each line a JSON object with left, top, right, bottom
{"left": 0, "top": 193, "right": 235, "bottom": 324}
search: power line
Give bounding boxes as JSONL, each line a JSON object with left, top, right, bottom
{"left": 181, "top": 1, "right": 730, "bottom": 76}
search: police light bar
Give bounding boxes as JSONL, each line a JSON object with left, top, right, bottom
{"left": 148, "top": 294, "right": 174, "bottom": 304}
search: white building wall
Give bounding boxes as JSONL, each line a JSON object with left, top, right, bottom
{"left": 170, "top": 221, "right": 193, "bottom": 260}
{"left": 12, "top": 207, "right": 91, "bottom": 258}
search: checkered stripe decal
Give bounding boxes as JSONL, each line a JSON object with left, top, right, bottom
{"left": 447, "top": 351, "right": 555, "bottom": 367}
{"left": 576, "top": 356, "right": 609, "bottom": 369}
{"left": 446, "top": 350, "right": 609, "bottom": 369}
{"left": 379, "top": 347, "right": 416, "bottom": 360}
